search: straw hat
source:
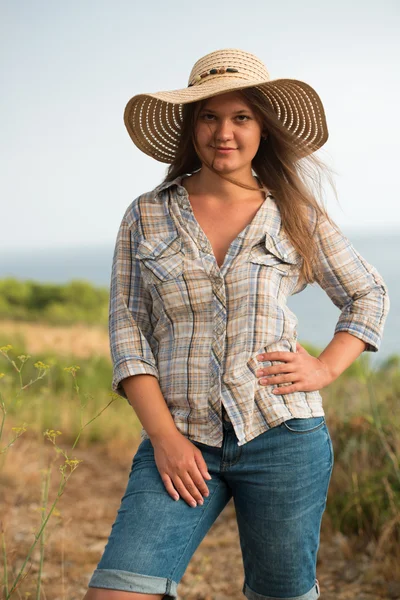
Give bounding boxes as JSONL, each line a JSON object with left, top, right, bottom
{"left": 123, "top": 48, "right": 328, "bottom": 163}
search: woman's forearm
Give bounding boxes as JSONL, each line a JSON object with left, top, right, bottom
{"left": 317, "top": 331, "right": 367, "bottom": 380}
{"left": 121, "top": 374, "right": 180, "bottom": 442}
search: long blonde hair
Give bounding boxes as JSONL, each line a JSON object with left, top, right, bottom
{"left": 162, "top": 87, "right": 339, "bottom": 285}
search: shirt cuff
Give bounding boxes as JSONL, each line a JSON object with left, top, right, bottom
{"left": 334, "top": 320, "right": 381, "bottom": 353}
{"left": 112, "top": 359, "right": 160, "bottom": 400}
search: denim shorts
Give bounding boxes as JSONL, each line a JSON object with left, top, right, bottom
{"left": 88, "top": 415, "right": 334, "bottom": 599}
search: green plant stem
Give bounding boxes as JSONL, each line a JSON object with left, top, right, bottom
{"left": 71, "top": 398, "right": 117, "bottom": 450}
{"left": 0, "top": 397, "right": 6, "bottom": 444}
{"left": 8, "top": 476, "right": 66, "bottom": 598}
{"left": 36, "top": 466, "right": 51, "bottom": 600}
{"left": 2, "top": 525, "right": 8, "bottom": 598}
{"left": 0, "top": 432, "right": 26, "bottom": 455}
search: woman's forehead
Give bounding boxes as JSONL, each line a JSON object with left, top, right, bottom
{"left": 201, "top": 92, "right": 254, "bottom": 112}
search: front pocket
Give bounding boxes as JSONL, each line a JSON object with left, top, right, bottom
{"left": 282, "top": 416, "right": 326, "bottom": 434}
{"left": 248, "top": 232, "right": 301, "bottom": 275}
{"left": 136, "top": 233, "right": 184, "bottom": 283}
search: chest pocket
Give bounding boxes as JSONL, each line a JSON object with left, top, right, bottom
{"left": 248, "top": 232, "right": 301, "bottom": 275}
{"left": 135, "top": 233, "right": 184, "bottom": 284}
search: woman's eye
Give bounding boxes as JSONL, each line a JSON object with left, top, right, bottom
{"left": 200, "top": 114, "right": 250, "bottom": 121}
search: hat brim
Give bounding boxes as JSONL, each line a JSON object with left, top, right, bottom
{"left": 124, "top": 77, "right": 328, "bottom": 163}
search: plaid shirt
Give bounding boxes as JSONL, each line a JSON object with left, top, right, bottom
{"left": 109, "top": 174, "right": 390, "bottom": 447}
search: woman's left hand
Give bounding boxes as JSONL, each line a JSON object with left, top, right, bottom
{"left": 255, "top": 342, "right": 334, "bottom": 394}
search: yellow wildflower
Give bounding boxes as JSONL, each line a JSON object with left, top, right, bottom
{"left": 18, "top": 354, "right": 31, "bottom": 362}
{"left": 0, "top": 345, "right": 12, "bottom": 354}
{"left": 11, "top": 425, "right": 28, "bottom": 435}
{"left": 34, "top": 360, "right": 50, "bottom": 371}
{"left": 64, "top": 365, "right": 80, "bottom": 376}
{"left": 43, "top": 429, "right": 62, "bottom": 443}
{"left": 65, "top": 458, "right": 83, "bottom": 467}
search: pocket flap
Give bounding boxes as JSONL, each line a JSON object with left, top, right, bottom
{"left": 250, "top": 233, "right": 301, "bottom": 266}
{"left": 136, "top": 233, "right": 182, "bottom": 260}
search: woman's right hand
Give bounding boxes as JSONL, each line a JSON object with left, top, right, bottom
{"left": 150, "top": 430, "right": 212, "bottom": 507}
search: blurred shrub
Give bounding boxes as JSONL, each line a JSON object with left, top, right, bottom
{"left": 0, "top": 277, "right": 108, "bottom": 326}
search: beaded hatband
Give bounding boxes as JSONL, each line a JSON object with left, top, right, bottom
{"left": 188, "top": 67, "right": 239, "bottom": 87}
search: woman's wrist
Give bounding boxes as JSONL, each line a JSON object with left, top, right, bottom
{"left": 317, "top": 331, "right": 367, "bottom": 380}
{"left": 122, "top": 374, "right": 180, "bottom": 444}
{"left": 148, "top": 423, "right": 182, "bottom": 446}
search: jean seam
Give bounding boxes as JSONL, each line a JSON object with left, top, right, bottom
{"left": 325, "top": 428, "right": 334, "bottom": 468}
{"left": 168, "top": 478, "right": 226, "bottom": 582}
{"left": 88, "top": 569, "right": 178, "bottom": 596}
{"left": 282, "top": 418, "right": 325, "bottom": 434}
{"left": 221, "top": 446, "right": 242, "bottom": 469}
{"left": 165, "top": 578, "right": 172, "bottom": 594}
{"left": 243, "top": 578, "right": 320, "bottom": 599}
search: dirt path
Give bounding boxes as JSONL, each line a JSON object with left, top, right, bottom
{"left": 2, "top": 436, "right": 398, "bottom": 600}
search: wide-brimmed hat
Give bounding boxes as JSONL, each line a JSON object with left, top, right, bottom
{"left": 123, "top": 48, "right": 328, "bottom": 163}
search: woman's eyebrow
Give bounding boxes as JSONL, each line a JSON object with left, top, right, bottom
{"left": 200, "top": 108, "right": 252, "bottom": 114}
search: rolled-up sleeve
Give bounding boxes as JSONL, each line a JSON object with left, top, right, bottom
{"left": 313, "top": 216, "right": 390, "bottom": 352}
{"left": 109, "top": 215, "right": 159, "bottom": 400}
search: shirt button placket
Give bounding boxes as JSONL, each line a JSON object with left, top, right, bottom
{"left": 209, "top": 269, "right": 227, "bottom": 435}
{"left": 176, "top": 187, "right": 190, "bottom": 211}
{"left": 215, "top": 322, "right": 224, "bottom": 336}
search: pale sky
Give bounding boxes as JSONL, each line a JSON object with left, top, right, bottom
{"left": 1, "top": 0, "right": 399, "bottom": 250}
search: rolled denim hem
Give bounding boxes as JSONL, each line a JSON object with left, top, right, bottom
{"left": 243, "top": 578, "right": 320, "bottom": 600}
{"left": 88, "top": 568, "right": 178, "bottom": 598}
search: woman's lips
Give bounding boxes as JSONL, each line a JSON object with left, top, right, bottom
{"left": 212, "top": 147, "right": 236, "bottom": 153}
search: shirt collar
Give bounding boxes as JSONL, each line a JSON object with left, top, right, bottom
{"left": 151, "top": 173, "right": 288, "bottom": 239}
{"left": 150, "top": 173, "right": 300, "bottom": 260}
{"left": 152, "top": 174, "right": 188, "bottom": 199}
{"left": 151, "top": 172, "right": 272, "bottom": 203}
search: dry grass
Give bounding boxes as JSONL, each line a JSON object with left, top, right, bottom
{"left": 0, "top": 319, "right": 109, "bottom": 359}
{"left": 1, "top": 320, "right": 399, "bottom": 599}
{"left": 2, "top": 432, "right": 398, "bottom": 600}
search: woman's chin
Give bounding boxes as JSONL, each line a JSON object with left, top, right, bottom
{"left": 210, "top": 158, "right": 239, "bottom": 171}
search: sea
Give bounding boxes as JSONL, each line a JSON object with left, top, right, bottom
{"left": 0, "top": 231, "right": 398, "bottom": 365}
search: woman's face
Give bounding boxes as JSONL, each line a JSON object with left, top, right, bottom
{"left": 193, "top": 91, "right": 263, "bottom": 174}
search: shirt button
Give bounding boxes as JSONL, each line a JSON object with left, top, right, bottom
{"left": 177, "top": 187, "right": 186, "bottom": 196}
{"left": 200, "top": 241, "right": 208, "bottom": 252}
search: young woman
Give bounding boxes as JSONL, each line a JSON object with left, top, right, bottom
{"left": 84, "top": 48, "right": 390, "bottom": 600}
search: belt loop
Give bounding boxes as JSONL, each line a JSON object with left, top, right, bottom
{"left": 222, "top": 409, "right": 233, "bottom": 430}
{"left": 315, "top": 578, "right": 320, "bottom": 595}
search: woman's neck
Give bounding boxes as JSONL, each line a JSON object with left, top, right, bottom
{"left": 183, "top": 169, "right": 263, "bottom": 204}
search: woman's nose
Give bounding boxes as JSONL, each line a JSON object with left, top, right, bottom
{"left": 214, "top": 119, "right": 234, "bottom": 141}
